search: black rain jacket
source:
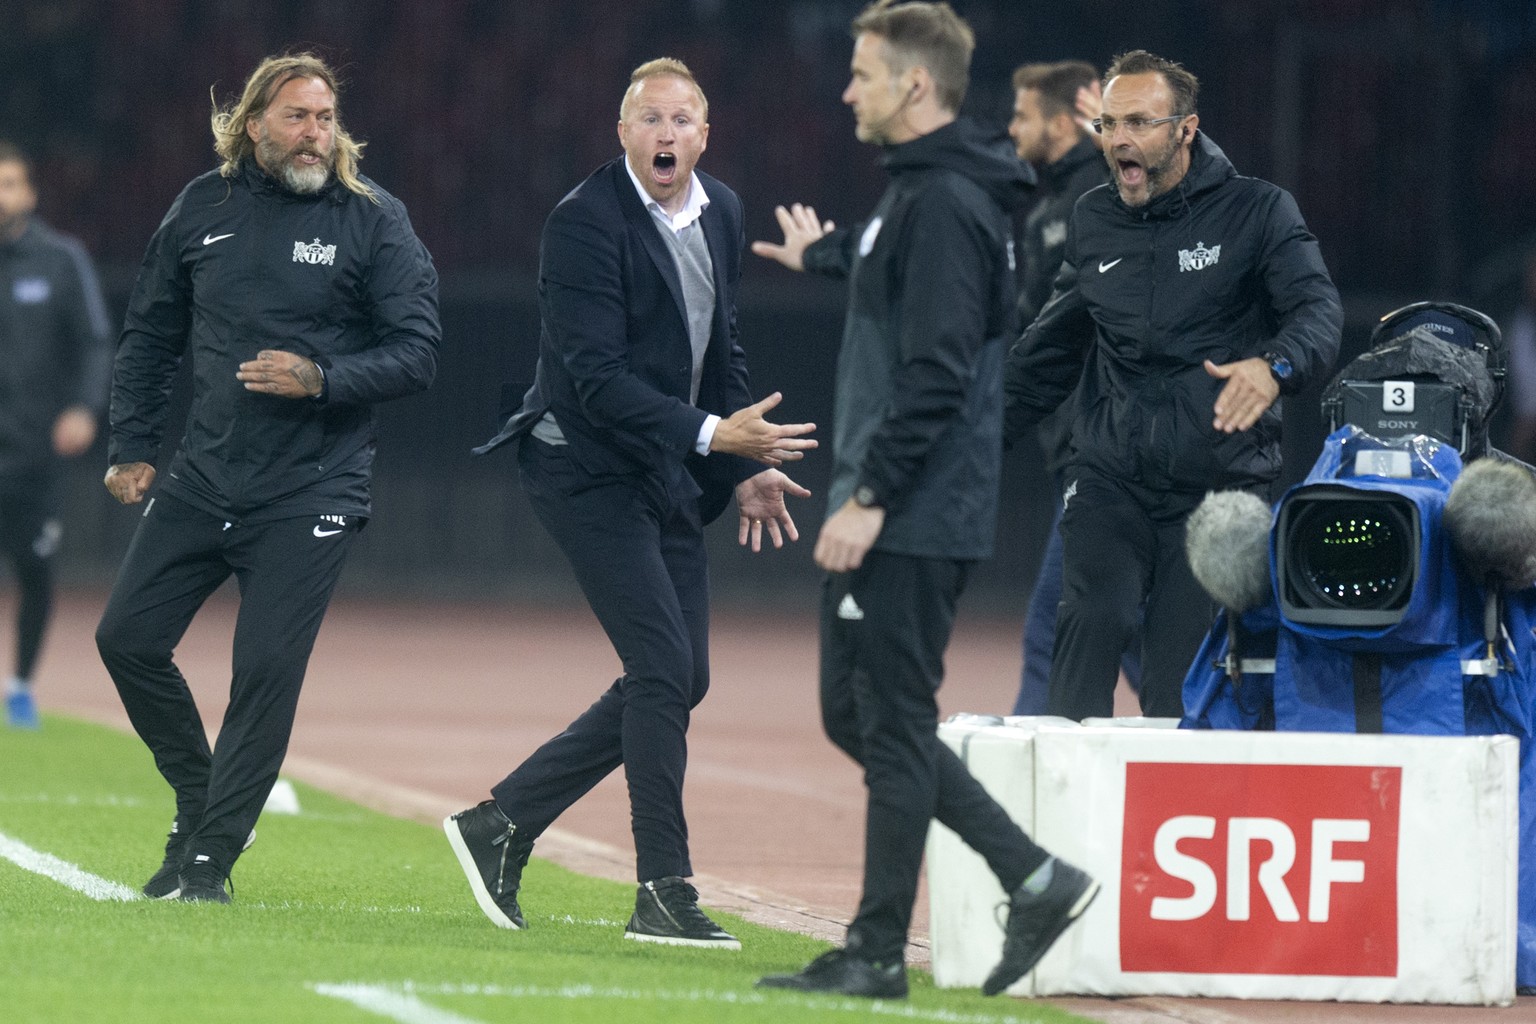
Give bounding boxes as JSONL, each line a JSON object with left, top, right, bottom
{"left": 1018, "top": 136, "right": 1109, "bottom": 325}
{"left": 109, "top": 162, "right": 440, "bottom": 523}
{"left": 804, "top": 118, "right": 1031, "bottom": 560}
{"left": 1004, "top": 132, "right": 1342, "bottom": 493}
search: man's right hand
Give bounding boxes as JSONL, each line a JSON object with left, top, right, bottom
{"left": 104, "top": 462, "right": 156, "bottom": 505}
{"left": 750, "top": 203, "right": 834, "bottom": 272}
{"left": 709, "top": 391, "right": 817, "bottom": 467}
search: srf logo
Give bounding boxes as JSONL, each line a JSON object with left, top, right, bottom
{"left": 1120, "top": 762, "right": 1400, "bottom": 977}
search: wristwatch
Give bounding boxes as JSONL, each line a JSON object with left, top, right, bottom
{"left": 852, "top": 484, "right": 882, "bottom": 509}
{"left": 1262, "top": 351, "right": 1293, "bottom": 384}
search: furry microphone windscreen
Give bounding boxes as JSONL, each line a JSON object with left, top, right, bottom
{"left": 1444, "top": 457, "right": 1536, "bottom": 590}
{"left": 1185, "top": 490, "right": 1274, "bottom": 611}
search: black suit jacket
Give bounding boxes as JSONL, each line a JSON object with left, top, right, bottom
{"left": 477, "top": 158, "right": 755, "bottom": 523}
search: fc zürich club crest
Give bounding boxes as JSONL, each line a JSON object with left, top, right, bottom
{"left": 293, "top": 238, "right": 337, "bottom": 266}
{"left": 1178, "top": 241, "right": 1221, "bottom": 272}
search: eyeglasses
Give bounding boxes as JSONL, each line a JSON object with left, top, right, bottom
{"left": 1091, "top": 114, "right": 1186, "bottom": 136}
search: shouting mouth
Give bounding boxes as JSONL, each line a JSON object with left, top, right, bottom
{"left": 1116, "top": 154, "right": 1145, "bottom": 190}
{"left": 653, "top": 152, "right": 677, "bottom": 186}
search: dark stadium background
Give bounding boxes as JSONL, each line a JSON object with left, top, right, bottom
{"left": 9, "top": 0, "right": 1536, "bottom": 610}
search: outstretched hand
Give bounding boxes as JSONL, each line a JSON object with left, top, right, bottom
{"left": 736, "top": 469, "right": 812, "bottom": 552}
{"left": 750, "top": 203, "right": 834, "bottom": 272}
{"left": 710, "top": 391, "right": 817, "bottom": 466}
{"left": 1206, "top": 357, "right": 1279, "bottom": 434}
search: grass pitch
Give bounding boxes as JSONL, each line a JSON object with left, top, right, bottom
{"left": 0, "top": 715, "right": 1090, "bottom": 1024}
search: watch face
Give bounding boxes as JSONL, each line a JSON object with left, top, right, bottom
{"left": 1270, "top": 355, "right": 1293, "bottom": 380}
{"left": 853, "top": 485, "right": 877, "bottom": 508}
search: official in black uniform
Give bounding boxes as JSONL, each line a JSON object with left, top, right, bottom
{"left": 753, "top": 1, "right": 1098, "bottom": 999}
{"left": 95, "top": 54, "right": 439, "bottom": 902}
{"left": 0, "top": 140, "right": 112, "bottom": 730}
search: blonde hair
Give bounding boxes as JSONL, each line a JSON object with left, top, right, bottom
{"left": 852, "top": 1, "right": 975, "bottom": 114}
{"left": 211, "top": 52, "right": 375, "bottom": 202}
{"left": 620, "top": 57, "right": 709, "bottom": 122}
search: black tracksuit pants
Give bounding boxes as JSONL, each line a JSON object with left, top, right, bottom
{"left": 96, "top": 492, "right": 355, "bottom": 871}
{"left": 1049, "top": 467, "right": 1217, "bottom": 721}
{"left": 0, "top": 471, "right": 58, "bottom": 681}
{"left": 491, "top": 436, "right": 709, "bottom": 883}
{"left": 820, "top": 550, "right": 1049, "bottom": 965}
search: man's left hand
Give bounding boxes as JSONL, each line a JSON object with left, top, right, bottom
{"left": 237, "top": 349, "right": 324, "bottom": 399}
{"left": 1206, "top": 357, "right": 1279, "bottom": 433}
{"left": 814, "top": 497, "right": 885, "bottom": 573}
{"left": 736, "top": 469, "right": 811, "bottom": 552}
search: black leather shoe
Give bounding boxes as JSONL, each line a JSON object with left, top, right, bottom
{"left": 757, "top": 949, "right": 908, "bottom": 999}
{"left": 624, "top": 876, "right": 740, "bottom": 949}
{"left": 443, "top": 800, "right": 533, "bottom": 929}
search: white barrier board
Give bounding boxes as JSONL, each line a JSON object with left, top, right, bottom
{"left": 928, "top": 722, "right": 1518, "bottom": 1006}
{"left": 926, "top": 716, "right": 1054, "bottom": 989}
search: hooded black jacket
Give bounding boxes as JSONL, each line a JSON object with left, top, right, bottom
{"left": 109, "top": 162, "right": 440, "bottom": 523}
{"left": 1004, "top": 132, "right": 1341, "bottom": 493}
{"left": 804, "top": 118, "right": 1031, "bottom": 560}
{"left": 1018, "top": 136, "right": 1109, "bottom": 325}
{"left": 0, "top": 219, "right": 113, "bottom": 476}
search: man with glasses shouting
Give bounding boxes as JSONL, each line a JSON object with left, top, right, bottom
{"left": 1003, "top": 50, "right": 1341, "bottom": 723}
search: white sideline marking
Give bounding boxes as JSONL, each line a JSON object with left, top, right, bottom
{"left": 316, "top": 981, "right": 1053, "bottom": 1024}
{"left": 0, "top": 830, "right": 139, "bottom": 902}
{"left": 311, "top": 984, "right": 485, "bottom": 1024}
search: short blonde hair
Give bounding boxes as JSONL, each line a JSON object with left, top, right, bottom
{"left": 852, "top": 1, "right": 974, "bottom": 114}
{"left": 211, "top": 52, "right": 375, "bottom": 202}
{"left": 620, "top": 57, "right": 709, "bottom": 122}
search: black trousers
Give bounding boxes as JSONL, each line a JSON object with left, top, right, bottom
{"left": 1049, "top": 467, "right": 1216, "bottom": 721}
{"left": 95, "top": 493, "right": 355, "bottom": 868}
{"left": 492, "top": 437, "right": 709, "bottom": 882}
{"left": 820, "top": 550, "right": 1048, "bottom": 964}
{"left": 0, "top": 471, "right": 57, "bottom": 681}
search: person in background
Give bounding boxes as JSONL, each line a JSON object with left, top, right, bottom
{"left": 1002, "top": 61, "right": 1143, "bottom": 716}
{"left": 0, "top": 140, "right": 112, "bottom": 730}
{"left": 1500, "top": 248, "right": 1536, "bottom": 464}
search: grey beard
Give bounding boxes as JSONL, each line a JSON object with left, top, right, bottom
{"left": 280, "top": 159, "right": 330, "bottom": 195}
{"left": 255, "top": 133, "right": 332, "bottom": 195}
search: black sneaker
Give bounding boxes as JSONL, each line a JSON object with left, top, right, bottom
{"left": 176, "top": 854, "right": 232, "bottom": 904}
{"left": 143, "top": 824, "right": 255, "bottom": 900}
{"left": 982, "top": 857, "right": 1100, "bottom": 996}
{"left": 443, "top": 800, "right": 533, "bottom": 929}
{"left": 757, "top": 949, "right": 908, "bottom": 998}
{"left": 623, "top": 876, "right": 740, "bottom": 949}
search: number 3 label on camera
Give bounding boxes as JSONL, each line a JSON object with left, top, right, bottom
{"left": 1381, "top": 379, "right": 1415, "bottom": 413}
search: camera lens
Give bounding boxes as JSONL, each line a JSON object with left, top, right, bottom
{"left": 1292, "top": 500, "right": 1414, "bottom": 610}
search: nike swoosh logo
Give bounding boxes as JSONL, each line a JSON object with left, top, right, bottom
{"left": 1098, "top": 257, "right": 1123, "bottom": 273}
{"left": 313, "top": 526, "right": 344, "bottom": 538}
{"left": 202, "top": 233, "right": 235, "bottom": 246}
